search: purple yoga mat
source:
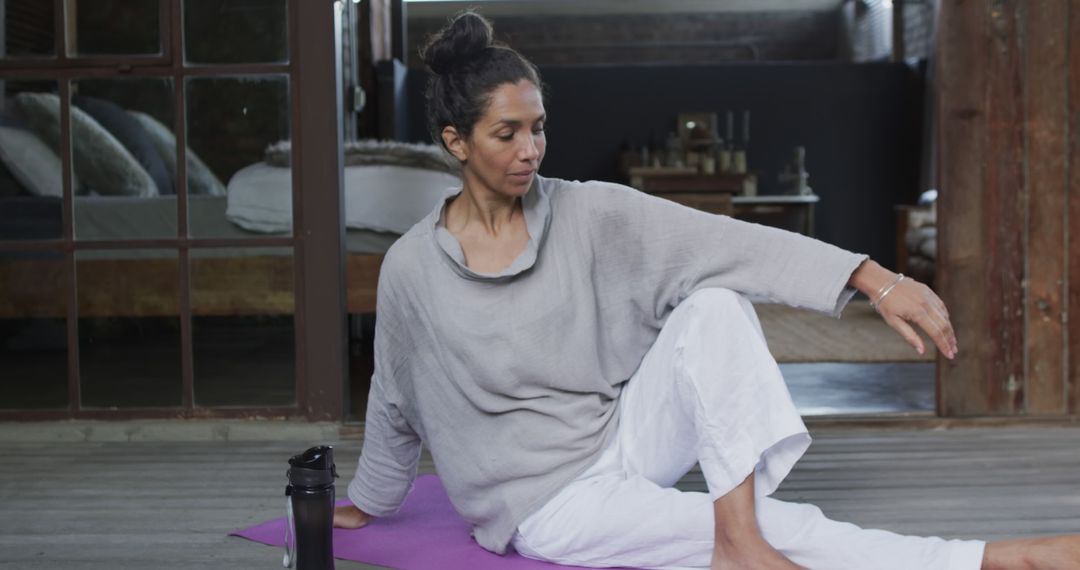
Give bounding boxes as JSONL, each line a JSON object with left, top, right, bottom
{"left": 232, "top": 474, "right": 635, "bottom": 570}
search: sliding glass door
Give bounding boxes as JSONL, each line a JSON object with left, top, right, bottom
{"left": 0, "top": 0, "right": 349, "bottom": 420}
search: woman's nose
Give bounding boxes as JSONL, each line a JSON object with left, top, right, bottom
{"left": 519, "top": 135, "right": 540, "bottom": 161}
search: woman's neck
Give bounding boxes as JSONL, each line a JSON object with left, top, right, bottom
{"left": 446, "top": 178, "right": 521, "bottom": 237}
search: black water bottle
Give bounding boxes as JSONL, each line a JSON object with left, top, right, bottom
{"left": 286, "top": 445, "right": 338, "bottom": 569}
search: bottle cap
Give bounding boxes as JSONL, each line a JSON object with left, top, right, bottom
{"left": 287, "top": 445, "right": 338, "bottom": 489}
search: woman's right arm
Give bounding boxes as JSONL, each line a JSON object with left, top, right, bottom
{"left": 336, "top": 375, "right": 414, "bottom": 530}
{"left": 341, "top": 272, "right": 423, "bottom": 525}
{"left": 337, "top": 378, "right": 420, "bottom": 529}
{"left": 344, "top": 380, "right": 422, "bottom": 520}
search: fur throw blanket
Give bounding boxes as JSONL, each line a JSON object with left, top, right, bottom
{"left": 264, "top": 139, "right": 460, "bottom": 176}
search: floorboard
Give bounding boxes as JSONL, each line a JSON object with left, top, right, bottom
{"left": 2, "top": 426, "right": 1078, "bottom": 569}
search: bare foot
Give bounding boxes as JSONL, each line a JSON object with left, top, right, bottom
{"left": 983, "top": 535, "right": 1080, "bottom": 570}
{"left": 710, "top": 474, "right": 803, "bottom": 570}
{"left": 711, "top": 539, "right": 803, "bottom": 570}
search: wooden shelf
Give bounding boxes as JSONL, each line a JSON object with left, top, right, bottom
{"left": 628, "top": 168, "right": 747, "bottom": 195}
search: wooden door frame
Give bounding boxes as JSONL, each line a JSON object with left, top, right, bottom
{"left": 935, "top": 0, "right": 1078, "bottom": 418}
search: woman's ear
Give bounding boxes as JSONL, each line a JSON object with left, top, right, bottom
{"left": 442, "top": 126, "right": 469, "bottom": 162}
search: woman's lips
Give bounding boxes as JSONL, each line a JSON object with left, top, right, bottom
{"left": 509, "top": 170, "right": 535, "bottom": 181}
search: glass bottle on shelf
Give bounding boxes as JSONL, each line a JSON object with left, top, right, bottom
{"left": 732, "top": 110, "right": 749, "bottom": 175}
{"left": 664, "top": 131, "right": 684, "bottom": 168}
{"left": 718, "top": 110, "right": 733, "bottom": 173}
{"left": 701, "top": 148, "right": 716, "bottom": 174}
{"left": 648, "top": 135, "right": 662, "bottom": 168}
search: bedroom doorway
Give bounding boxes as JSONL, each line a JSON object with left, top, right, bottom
{"left": 0, "top": 0, "right": 351, "bottom": 421}
{"left": 756, "top": 301, "right": 936, "bottom": 417}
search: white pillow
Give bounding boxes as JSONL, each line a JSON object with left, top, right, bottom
{"left": 0, "top": 126, "right": 75, "bottom": 197}
{"left": 341, "top": 165, "right": 460, "bottom": 234}
{"left": 14, "top": 92, "right": 158, "bottom": 197}
{"left": 225, "top": 162, "right": 292, "bottom": 233}
{"left": 129, "top": 111, "right": 226, "bottom": 196}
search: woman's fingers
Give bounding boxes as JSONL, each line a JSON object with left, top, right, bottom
{"left": 912, "top": 307, "right": 956, "bottom": 359}
{"left": 917, "top": 287, "right": 958, "bottom": 356}
{"left": 333, "top": 505, "right": 369, "bottom": 529}
{"left": 939, "top": 298, "right": 950, "bottom": 318}
{"left": 884, "top": 313, "right": 926, "bottom": 355}
{"left": 876, "top": 278, "right": 958, "bottom": 359}
{"left": 919, "top": 286, "right": 954, "bottom": 341}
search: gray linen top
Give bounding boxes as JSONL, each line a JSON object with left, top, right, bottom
{"left": 347, "top": 176, "right": 867, "bottom": 554}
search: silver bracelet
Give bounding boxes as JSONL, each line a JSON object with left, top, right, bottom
{"left": 871, "top": 273, "right": 905, "bottom": 310}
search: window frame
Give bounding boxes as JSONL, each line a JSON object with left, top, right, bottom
{"left": 0, "top": 0, "right": 348, "bottom": 421}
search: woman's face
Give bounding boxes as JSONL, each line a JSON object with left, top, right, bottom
{"left": 445, "top": 80, "right": 546, "bottom": 199}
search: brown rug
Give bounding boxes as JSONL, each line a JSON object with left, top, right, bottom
{"left": 756, "top": 300, "right": 936, "bottom": 363}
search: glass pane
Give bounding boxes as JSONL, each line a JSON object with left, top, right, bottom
{"left": 184, "top": 0, "right": 288, "bottom": 64}
{"left": 0, "top": 79, "right": 62, "bottom": 241}
{"left": 2, "top": 0, "right": 57, "bottom": 58}
{"left": 191, "top": 248, "right": 295, "bottom": 407}
{"left": 77, "top": 249, "right": 182, "bottom": 409}
{"left": 347, "top": 313, "right": 375, "bottom": 421}
{"left": 0, "top": 252, "right": 68, "bottom": 409}
{"left": 71, "top": 0, "right": 161, "bottom": 57}
{"left": 185, "top": 75, "right": 290, "bottom": 238}
{"left": 68, "top": 77, "right": 176, "bottom": 240}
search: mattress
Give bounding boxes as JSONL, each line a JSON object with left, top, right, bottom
{"left": 0, "top": 195, "right": 399, "bottom": 259}
{"left": 1, "top": 158, "right": 460, "bottom": 260}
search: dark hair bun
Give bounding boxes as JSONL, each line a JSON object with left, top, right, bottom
{"left": 422, "top": 11, "right": 494, "bottom": 75}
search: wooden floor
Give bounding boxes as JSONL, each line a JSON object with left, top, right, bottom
{"left": 2, "top": 426, "right": 1079, "bottom": 569}
{"left": 757, "top": 300, "right": 936, "bottom": 363}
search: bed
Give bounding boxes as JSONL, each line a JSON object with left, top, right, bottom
{"left": 1, "top": 145, "right": 460, "bottom": 319}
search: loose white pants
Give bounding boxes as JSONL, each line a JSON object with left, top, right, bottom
{"left": 511, "top": 289, "right": 985, "bottom": 570}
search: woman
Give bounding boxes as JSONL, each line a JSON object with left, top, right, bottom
{"left": 334, "top": 11, "right": 1079, "bottom": 570}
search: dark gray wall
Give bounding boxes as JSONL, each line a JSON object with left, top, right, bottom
{"left": 408, "top": 11, "right": 841, "bottom": 67}
{"left": 401, "top": 62, "right": 925, "bottom": 268}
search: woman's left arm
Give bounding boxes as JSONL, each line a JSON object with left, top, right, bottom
{"left": 848, "top": 259, "right": 957, "bottom": 360}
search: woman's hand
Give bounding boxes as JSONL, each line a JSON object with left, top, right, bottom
{"left": 333, "top": 504, "right": 373, "bottom": 529}
{"left": 849, "top": 260, "right": 958, "bottom": 360}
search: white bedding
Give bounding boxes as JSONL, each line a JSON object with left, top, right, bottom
{"left": 226, "top": 162, "right": 460, "bottom": 235}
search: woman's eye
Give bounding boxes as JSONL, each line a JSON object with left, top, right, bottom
{"left": 497, "top": 133, "right": 513, "bottom": 141}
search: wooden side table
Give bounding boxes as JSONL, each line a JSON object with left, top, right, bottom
{"left": 732, "top": 195, "right": 820, "bottom": 237}
{"left": 628, "top": 168, "right": 743, "bottom": 217}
